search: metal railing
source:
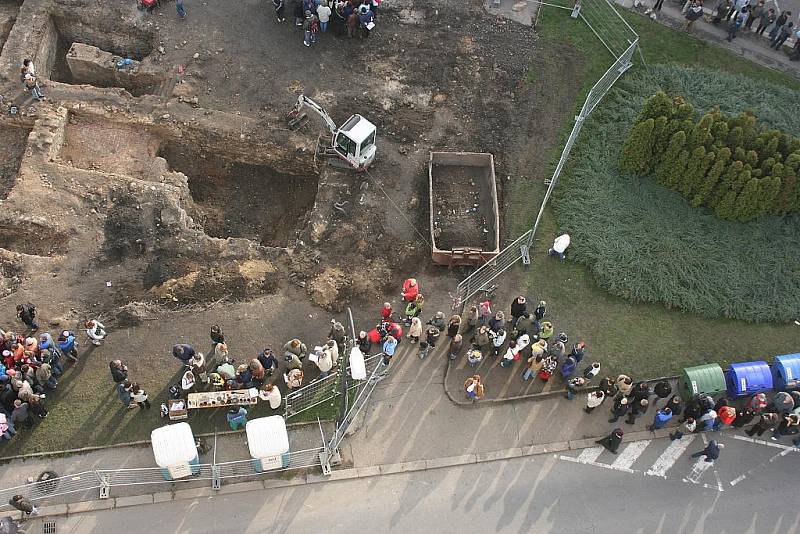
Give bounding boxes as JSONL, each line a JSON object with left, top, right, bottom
{"left": 454, "top": 0, "right": 639, "bottom": 307}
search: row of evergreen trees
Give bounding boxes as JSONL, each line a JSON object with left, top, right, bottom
{"left": 620, "top": 91, "right": 800, "bottom": 221}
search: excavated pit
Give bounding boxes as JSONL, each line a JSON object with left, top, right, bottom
{"left": 158, "top": 142, "right": 319, "bottom": 248}
{"left": 0, "top": 124, "right": 31, "bottom": 200}
{"left": 0, "top": 0, "right": 22, "bottom": 56}
{"left": 0, "top": 221, "right": 68, "bottom": 257}
{"left": 47, "top": 15, "right": 157, "bottom": 95}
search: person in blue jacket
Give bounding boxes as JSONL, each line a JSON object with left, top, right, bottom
{"left": 57, "top": 330, "right": 78, "bottom": 362}
{"left": 649, "top": 407, "right": 673, "bottom": 431}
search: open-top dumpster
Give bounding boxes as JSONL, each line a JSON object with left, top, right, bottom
{"left": 429, "top": 152, "right": 500, "bottom": 267}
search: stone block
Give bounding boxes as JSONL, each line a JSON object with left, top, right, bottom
{"left": 425, "top": 454, "right": 477, "bottom": 470}
{"left": 378, "top": 460, "right": 427, "bottom": 475}
{"left": 217, "top": 481, "right": 265, "bottom": 495}
{"left": 114, "top": 494, "right": 154, "bottom": 508}
{"left": 67, "top": 500, "right": 115, "bottom": 514}
{"left": 172, "top": 486, "right": 213, "bottom": 501}
{"left": 475, "top": 448, "right": 523, "bottom": 463}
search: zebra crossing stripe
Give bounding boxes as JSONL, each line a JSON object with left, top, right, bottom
{"left": 646, "top": 435, "right": 696, "bottom": 478}
{"left": 575, "top": 447, "right": 604, "bottom": 463}
{"left": 611, "top": 440, "right": 651, "bottom": 470}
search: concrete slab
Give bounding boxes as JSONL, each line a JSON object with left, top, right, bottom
{"left": 37, "top": 504, "right": 68, "bottom": 517}
{"left": 569, "top": 438, "right": 601, "bottom": 450}
{"left": 378, "top": 460, "right": 427, "bottom": 475}
{"left": 523, "top": 441, "right": 570, "bottom": 455}
{"left": 172, "top": 487, "right": 213, "bottom": 501}
{"left": 114, "top": 494, "right": 154, "bottom": 508}
{"left": 152, "top": 491, "right": 173, "bottom": 503}
{"left": 306, "top": 469, "right": 359, "bottom": 484}
{"left": 355, "top": 466, "right": 382, "bottom": 478}
{"left": 475, "top": 447, "right": 523, "bottom": 462}
{"left": 425, "top": 454, "right": 477, "bottom": 470}
{"left": 67, "top": 499, "right": 115, "bottom": 513}
{"left": 217, "top": 481, "right": 265, "bottom": 495}
{"left": 262, "top": 477, "right": 307, "bottom": 490}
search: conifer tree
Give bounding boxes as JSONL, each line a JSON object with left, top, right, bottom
{"left": 708, "top": 159, "right": 744, "bottom": 209}
{"left": 679, "top": 147, "right": 714, "bottom": 198}
{"left": 620, "top": 118, "right": 655, "bottom": 175}
{"left": 651, "top": 116, "right": 670, "bottom": 161}
{"left": 655, "top": 130, "right": 686, "bottom": 185}
{"left": 714, "top": 190, "right": 738, "bottom": 220}
{"left": 691, "top": 147, "right": 731, "bottom": 208}
{"left": 639, "top": 91, "right": 674, "bottom": 122}
{"left": 687, "top": 113, "right": 714, "bottom": 149}
{"left": 733, "top": 178, "right": 760, "bottom": 221}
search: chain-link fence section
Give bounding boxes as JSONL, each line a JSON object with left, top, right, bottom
{"left": 284, "top": 371, "right": 340, "bottom": 420}
{"left": 454, "top": 1, "right": 638, "bottom": 307}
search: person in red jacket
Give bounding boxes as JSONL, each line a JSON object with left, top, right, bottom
{"left": 381, "top": 302, "right": 393, "bottom": 320}
{"left": 401, "top": 278, "right": 419, "bottom": 302}
{"left": 714, "top": 405, "right": 737, "bottom": 430}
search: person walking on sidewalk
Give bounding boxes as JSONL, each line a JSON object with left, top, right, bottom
{"left": 746, "top": 0, "right": 765, "bottom": 29}
{"left": 565, "top": 376, "right": 586, "bottom": 400}
{"left": 770, "top": 20, "right": 794, "bottom": 48}
{"left": 649, "top": 407, "right": 673, "bottom": 431}
{"left": 768, "top": 10, "right": 791, "bottom": 42}
{"left": 756, "top": 7, "right": 776, "bottom": 34}
{"left": 626, "top": 398, "right": 649, "bottom": 425}
{"left": 746, "top": 411, "right": 779, "bottom": 437}
{"left": 727, "top": 6, "right": 749, "bottom": 41}
{"left": 596, "top": 428, "right": 624, "bottom": 454}
{"left": 684, "top": 0, "right": 704, "bottom": 32}
{"left": 8, "top": 495, "right": 38, "bottom": 518}
{"left": 691, "top": 440, "right": 724, "bottom": 463}
{"left": 464, "top": 375, "right": 485, "bottom": 402}
{"left": 670, "top": 417, "right": 696, "bottom": 440}
{"left": 585, "top": 389, "right": 605, "bottom": 413}
{"left": 273, "top": 0, "right": 286, "bottom": 21}
{"left": 448, "top": 334, "right": 463, "bottom": 361}
{"left": 609, "top": 396, "right": 630, "bottom": 423}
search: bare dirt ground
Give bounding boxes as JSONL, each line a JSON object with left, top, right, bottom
{"left": 0, "top": 0, "right": 585, "bottom": 453}
{"left": 432, "top": 163, "right": 492, "bottom": 250}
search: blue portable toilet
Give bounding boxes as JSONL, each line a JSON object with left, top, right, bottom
{"left": 725, "top": 361, "right": 773, "bottom": 397}
{"left": 773, "top": 353, "right": 800, "bottom": 391}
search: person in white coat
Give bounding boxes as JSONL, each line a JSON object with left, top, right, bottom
{"left": 261, "top": 384, "right": 282, "bottom": 410}
{"left": 313, "top": 347, "right": 333, "bottom": 379}
{"left": 85, "top": 319, "right": 107, "bottom": 346}
{"left": 548, "top": 233, "right": 570, "bottom": 261}
{"left": 585, "top": 389, "right": 605, "bottom": 413}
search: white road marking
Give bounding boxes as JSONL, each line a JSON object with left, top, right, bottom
{"left": 729, "top": 447, "right": 797, "bottom": 486}
{"left": 684, "top": 457, "right": 713, "bottom": 484}
{"left": 646, "top": 435, "right": 696, "bottom": 478}
{"left": 733, "top": 434, "right": 800, "bottom": 451}
{"left": 559, "top": 455, "right": 636, "bottom": 474}
{"left": 611, "top": 440, "right": 651, "bottom": 470}
{"left": 575, "top": 446, "right": 604, "bottom": 463}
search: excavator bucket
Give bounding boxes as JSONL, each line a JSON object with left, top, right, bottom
{"left": 287, "top": 112, "right": 308, "bottom": 131}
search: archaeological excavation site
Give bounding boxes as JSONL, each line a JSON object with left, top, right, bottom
{"left": 0, "top": 0, "right": 597, "bottom": 454}
{"left": 0, "top": 0, "right": 570, "bottom": 331}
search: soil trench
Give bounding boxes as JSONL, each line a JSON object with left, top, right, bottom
{"left": 159, "top": 143, "right": 319, "bottom": 247}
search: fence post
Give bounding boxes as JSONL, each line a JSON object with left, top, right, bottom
{"left": 97, "top": 471, "right": 110, "bottom": 499}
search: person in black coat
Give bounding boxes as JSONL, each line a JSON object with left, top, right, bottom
{"left": 598, "top": 376, "right": 618, "bottom": 398}
{"left": 732, "top": 408, "right": 755, "bottom": 428}
{"left": 509, "top": 296, "right": 527, "bottom": 327}
{"left": 109, "top": 360, "right": 128, "bottom": 383}
{"left": 663, "top": 394, "right": 683, "bottom": 418}
{"left": 653, "top": 380, "right": 672, "bottom": 400}
{"left": 533, "top": 300, "right": 546, "bottom": 321}
{"left": 257, "top": 348, "right": 279, "bottom": 376}
{"left": 630, "top": 382, "right": 651, "bottom": 404}
{"left": 626, "top": 398, "right": 649, "bottom": 425}
{"left": 609, "top": 396, "right": 629, "bottom": 423}
{"left": 596, "top": 428, "right": 624, "bottom": 454}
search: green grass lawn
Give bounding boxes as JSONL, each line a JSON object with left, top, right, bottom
{"left": 505, "top": 2, "right": 800, "bottom": 378}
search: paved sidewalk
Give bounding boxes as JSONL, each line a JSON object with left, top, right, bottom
{"left": 617, "top": 0, "right": 800, "bottom": 79}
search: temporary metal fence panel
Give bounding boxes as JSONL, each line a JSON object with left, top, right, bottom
{"left": 454, "top": 1, "right": 638, "bottom": 307}
{"left": 214, "top": 447, "right": 325, "bottom": 480}
{"left": 0, "top": 471, "right": 100, "bottom": 512}
{"left": 284, "top": 371, "right": 340, "bottom": 419}
{"left": 96, "top": 464, "right": 215, "bottom": 487}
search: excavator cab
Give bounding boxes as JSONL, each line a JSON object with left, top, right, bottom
{"left": 287, "top": 94, "right": 377, "bottom": 171}
{"left": 334, "top": 115, "right": 377, "bottom": 170}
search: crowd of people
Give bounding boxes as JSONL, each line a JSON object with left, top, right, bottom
{"left": 0, "top": 303, "right": 106, "bottom": 443}
{"left": 272, "top": 0, "right": 380, "bottom": 45}
{"left": 671, "top": 0, "right": 800, "bottom": 59}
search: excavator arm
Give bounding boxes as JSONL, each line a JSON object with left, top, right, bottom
{"left": 289, "top": 94, "right": 339, "bottom": 136}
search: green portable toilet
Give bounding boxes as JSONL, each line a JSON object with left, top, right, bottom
{"left": 680, "top": 363, "right": 726, "bottom": 399}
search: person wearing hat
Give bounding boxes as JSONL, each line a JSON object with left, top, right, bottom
{"left": 425, "top": 325, "right": 440, "bottom": 349}
{"left": 11, "top": 399, "right": 33, "bottom": 429}
{"left": 209, "top": 373, "right": 225, "bottom": 389}
{"left": 284, "top": 351, "right": 302, "bottom": 371}
{"left": 58, "top": 330, "right": 78, "bottom": 362}
{"left": 609, "top": 396, "right": 629, "bottom": 423}
{"left": 226, "top": 406, "right": 248, "bottom": 430}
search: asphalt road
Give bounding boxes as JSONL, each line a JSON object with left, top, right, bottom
{"left": 22, "top": 434, "right": 800, "bottom": 534}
